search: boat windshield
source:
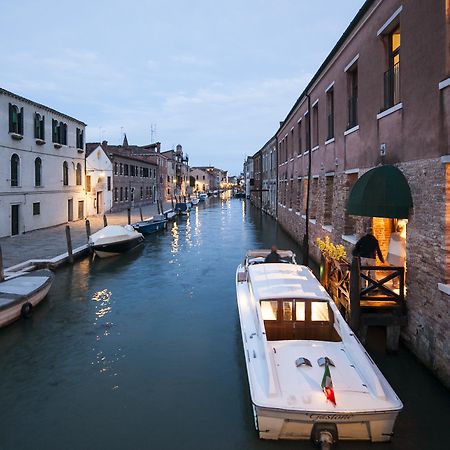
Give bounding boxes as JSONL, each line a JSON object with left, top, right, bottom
{"left": 260, "top": 298, "right": 341, "bottom": 342}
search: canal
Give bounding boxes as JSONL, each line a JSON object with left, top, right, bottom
{"left": 0, "top": 196, "right": 448, "bottom": 450}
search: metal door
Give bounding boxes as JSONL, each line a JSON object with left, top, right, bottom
{"left": 11, "top": 204, "right": 19, "bottom": 236}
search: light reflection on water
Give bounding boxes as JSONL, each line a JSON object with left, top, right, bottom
{"left": 0, "top": 197, "right": 447, "bottom": 450}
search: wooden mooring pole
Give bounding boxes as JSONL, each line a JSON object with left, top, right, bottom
{"left": 349, "top": 256, "right": 361, "bottom": 336}
{"left": 103, "top": 214, "right": 108, "bottom": 227}
{"left": 65, "top": 225, "right": 74, "bottom": 264}
{"left": 85, "top": 219, "right": 91, "bottom": 240}
{"left": 0, "top": 244, "right": 4, "bottom": 282}
{"left": 139, "top": 207, "right": 143, "bottom": 221}
{"left": 127, "top": 208, "right": 131, "bottom": 225}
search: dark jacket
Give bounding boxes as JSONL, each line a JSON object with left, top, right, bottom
{"left": 265, "top": 251, "right": 281, "bottom": 263}
{"left": 352, "top": 234, "right": 384, "bottom": 262}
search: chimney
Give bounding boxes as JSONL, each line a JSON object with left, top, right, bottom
{"left": 101, "top": 140, "right": 108, "bottom": 150}
{"left": 156, "top": 142, "right": 161, "bottom": 153}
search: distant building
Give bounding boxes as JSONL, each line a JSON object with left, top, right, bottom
{"left": 85, "top": 144, "right": 113, "bottom": 215}
{"left": 0, "top": 88, "right": 86, "bottom": 237}
{"left": 161, "top": 145, "right": 190, "bottom": 198}
{"left": 243, "top": 156, "right": 253, "bottom": 199}
{"left": 87, "top": 138, "right": 158, "bottom": 212}
{"left": 190, "top": 167, "right": 214, "bottom": 192}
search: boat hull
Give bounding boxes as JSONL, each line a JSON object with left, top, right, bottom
{"left": 91, "top": 235, "right": 144, "bottom": 258}
{"left": 254, "top": 405, "right": 399, "bottom": 442}
{"left": 133, "top": 220, "right": 167, "bottom": 234}
{"left": 0, "top": 270, "right": 54, "bottom": 328}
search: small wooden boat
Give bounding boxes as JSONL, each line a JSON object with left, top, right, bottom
{"left": 164, "top": 209, "right": 177, "bottom": 221}
{"left": 89, "top": 225, "right": 144, "bottom": 258}
{"left": 0, "top": 269, "right": 54, "bottom": 327}
{"left": 236, "top": 249, "right": 402, "bottom": 446}
{"left": 199, "top": 193, "right": 208, "bottom": 202}
{"left": 133, "top": 215, "right": 167, "bottom": 234}
{"left": 174, "top": 202, "right": 190, "bottom": 216}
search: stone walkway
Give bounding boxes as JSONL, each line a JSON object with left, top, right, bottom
{"left": 0, "top": 203, "right": 171, "bottom": 270}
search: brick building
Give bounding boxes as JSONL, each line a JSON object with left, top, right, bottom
{"left": 250, "top": 0, "right": 450, "bottom": 386}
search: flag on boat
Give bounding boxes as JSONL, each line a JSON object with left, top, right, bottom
{"left": 321, "top": 362, "right": 336, "bottom": 406}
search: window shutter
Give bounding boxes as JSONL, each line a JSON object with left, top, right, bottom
{"left": 34, "top": 114, "right": 39, "bottom": 138}
{"left": 18, "top": 107, "right": 24, "bottom": 135}
{"left": 8, "top": 103, "right": 13, "bottom": 132}
{"left": 41, "top": 116, "right": 45, "bottom": 140}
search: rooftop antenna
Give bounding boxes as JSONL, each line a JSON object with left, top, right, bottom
{"left": 150, "top": 123, "right": 157, "bottom": 142}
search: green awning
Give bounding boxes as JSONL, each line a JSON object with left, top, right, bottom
{"left": 347, "top": 165, "right": 413, "bottom": 219}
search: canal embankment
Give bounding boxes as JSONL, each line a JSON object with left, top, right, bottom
{"left": 0, "top": 202, "right": 171, "bottom": 276}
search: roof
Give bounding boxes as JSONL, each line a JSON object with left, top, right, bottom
{"left": 276, "top": 0, "right": 375, "bottom": 136}
{"left": 0, "top": 87, "right": 87, "bottom": 126}
{"left": 248, "top": 264, "right": 329, "bottom": 301}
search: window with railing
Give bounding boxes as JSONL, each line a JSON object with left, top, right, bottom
{"left": 384, "top": 25, "right": 401, "bottom": 109}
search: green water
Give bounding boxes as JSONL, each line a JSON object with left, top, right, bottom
{"left": 0, "top": 197, "right": 448, "bottom": 450}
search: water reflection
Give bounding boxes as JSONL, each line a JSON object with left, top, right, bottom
{"left": 171, "top": 221, "right": 179, "bottom": 254}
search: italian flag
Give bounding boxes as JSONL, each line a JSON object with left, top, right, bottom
{"left": 321, "top": 362, "right": 336, "bottom": 406}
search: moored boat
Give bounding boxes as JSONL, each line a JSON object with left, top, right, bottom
{"left": 89, "top": 225, "right": 144, "bottom": 258}
{"left": 0, "top": 269, "right": 54, "bottom": 327}
{"left": 191, "top": 198, "right": 199, "bottom": 205}
{"left": 174, "top": 202, "right": 190, "bottom": 216}
{"left": 236, "top": 250, "right": 402, "bottom": 446}
{"left": 199, "top": 193, "right": 208, "bottom": 202}
{"left": 164, "top": 209, "right": 177, "bottom": 221}
{"left": 132, "top": 215, "right": 167, "bottom": 234}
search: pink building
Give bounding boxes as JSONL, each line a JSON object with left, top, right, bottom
{"left": 269, "top": 0, "right": 449, "bottom": 386}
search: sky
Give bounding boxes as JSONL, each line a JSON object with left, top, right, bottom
{"left": 1, "top": 0, "right": 364, "bottom": 175}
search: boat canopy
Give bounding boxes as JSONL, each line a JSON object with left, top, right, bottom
{"left": 248, "top": 264, "right": 329, "bottom": 301}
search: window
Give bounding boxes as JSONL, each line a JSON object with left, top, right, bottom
{"left": 33, "top": 202, "right": 40, "bottom": 216}
{"left": 305, "top": 111, "right": 310, "bottom": 150}
{"left": 311, "top": 302, "right": 329, "bottom": 321}
{"left": 76, "top": 163, "right": 82, "bottom": 186}
{"left": 120, "top": 187, "right": 123, "bottom": 201}
{"left": 125, "top": 187, "right": 128, "bottom": 201}
{"left": 290, "top": 129, "right": 294, "bottom": 158}
{"left": 261, "top": 301, "right": 278, "bottom": 321}
{"left": 76, "top": 128, "right": 84, "bottom": 149}
{"left": 10, "top": 154, "right": 20, "bottom": 186}
{"left": 78, "top": 201, "right": 84, "bottom": 220}
{"left": 86, "top": 175, "right": 91, "bottom": 192}
{"left": 297, "top": 120, "right": 302, "bottom": 155}
{"left": 282, "top": 301, "right": 293, "bottom": 321}
{"left": 312, "top": 102, "right": 319, "bottom": 148}
{"left": 140, "top": 186, "right": 143, "bottom": 199}
{"left": 124, "top": 164, "right": 129, "bottom": 176}
{"left": 131, "top": 165, "right": 135, "bottom": 177}
{"left": 347, "top": 65, "right": 358, "bottom": 129}
{"left": 107, "top": 176, "right": 111, "bottom": 191}
{"left": 324, "top": 176, "right": 334, "bottom": 225}
{"left": 119, "top": 163, "right": 123, "bottom": 175}
{"left": 34, "top": 113, "right": 45, "bottom": 140}
{"left": 296, "top": 302, "right": 305, "bottom": 321}
{"left": 9, "top": 104, "right": 23, "bottom": 135}
{"left": 296, "top": 178, "right": 302, "bottom": 212}
{"left": 52, "top": 120, "right": 66, "bottom": 144}
{"left": 310, "top": 178, "right": 318, "bottom": 219}
{"left": 63, "top": 161, "right": 69, "bottom": 186}
{"left": 384, "top": 25, "right": 401, "bottom": 109}
{"left": 326, "top": 88, "right": 334, "bottom": 140}
{"left": 114, "top": 162, "right": 118, "bottom": 175}
{"left": 114, "top": 187, "right": 118, "bottom": 202}
{"left": 34, "top": 157, "right": 42, "bottom": 187}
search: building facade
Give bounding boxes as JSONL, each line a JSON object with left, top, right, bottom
{"left": 0, "top": 88, "right": 86, "bottom": 237}
{"left": 85, "top": 144, "right": 113, "bottom": 216}
{"left": 251, "top": 0, "right": 450, "bottom": 386}
{"left": 260, "top": 136, "right": 277, "bottom": 217}
{"left": 190, "top": 167, "right": 213, "bottom": 193}
{"left": 161, "top": 145, "right": 190, "bottom": 198}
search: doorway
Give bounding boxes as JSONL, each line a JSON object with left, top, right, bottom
{"left": 11, "top": 204, "right": 19, "bottom": 236}
{"left": 78, "top": 200, "right": 84, "bottom": 220}
{"left": 96, "top": 191, "right": 103, "bottom": 214}
{"left": 68, "top": 199, "right": 73, "bottom": 221}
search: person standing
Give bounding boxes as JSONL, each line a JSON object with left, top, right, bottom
{"left": 352, "top": 227, "right": 384, "bottom": 283}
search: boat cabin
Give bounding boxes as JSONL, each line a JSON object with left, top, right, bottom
{"left": 260, "top": 298, "right": 341, "bottom": 342}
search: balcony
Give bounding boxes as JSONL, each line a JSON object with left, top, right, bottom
{"left": 384, "top": 62, "right": 401, "bottom": 110}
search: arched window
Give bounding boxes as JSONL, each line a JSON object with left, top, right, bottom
{"left": 10, "top": 154, "right": 20, "bottom": 186}
{"left": 63, "top": 161, "right": 69, "bottom": 186}
{"left": 76, "top": 163, "right": 82, "bottom": 186}
{"left": 35, "top": 157, "right": 42, "bottom": 187}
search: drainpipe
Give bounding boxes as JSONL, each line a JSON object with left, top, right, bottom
{"left": 303, "top": 94, "right": 312, "bottom": 266}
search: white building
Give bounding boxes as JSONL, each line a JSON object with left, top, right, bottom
{"left": 190, "top": 167, "right": 213, "bottom": 193}
{"left": 85, "top": 144, "right": 113, "bottom": 216}
{"left": 0, "top": 88, "right": 86, "bottom": 237}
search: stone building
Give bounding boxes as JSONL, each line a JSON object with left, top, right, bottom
{"left": 0, "top": 88, "right": 86, "bottom": 237}
{"left": 243, "top": 156, "right": 253, "bottom": 199}
{"left": 87, "top": 140, "right": 158, "bottom": 212}
{"left": 161, "top": 145, "right": 190, "bottom": 198}
{"left": 190, "top": 167, "right": 214, "bottom": 193}
{"left": 260, "top": 135, "right": 277, "bottom": 217}
{"left": 253, "top": 0, "right": 450, "bottom": 386}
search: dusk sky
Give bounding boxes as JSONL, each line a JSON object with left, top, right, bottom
{"left": 1, "top": 0, "right": 364, "bottom": 174}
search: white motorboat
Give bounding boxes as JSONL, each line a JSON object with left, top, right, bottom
{"left": 199, "top": 193, "right": 208, "bottom": 202}
{"left": 236, "top": 250, "right": 402, "bottom": 446}
{"left": 0, "top": 269, "right": 54, "bottom": 327}
{"left": 89, "top": 225, "right": 144, "bottom": 258}
{"left": 191, "top": 198, "right": 200, "bottom": 205}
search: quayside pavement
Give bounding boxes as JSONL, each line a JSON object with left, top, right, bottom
{"left": 0, "top": 203, "right": 171, "bottom": 270}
